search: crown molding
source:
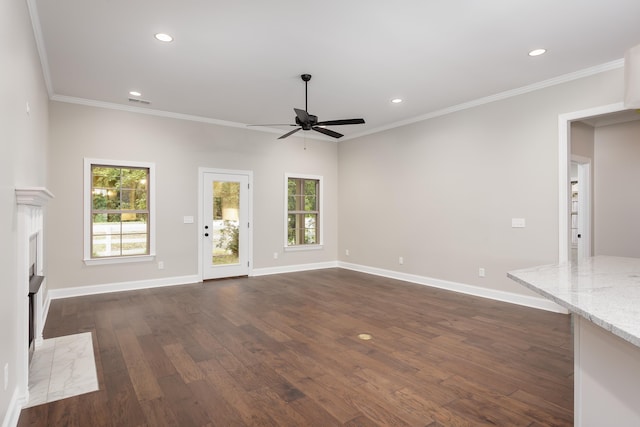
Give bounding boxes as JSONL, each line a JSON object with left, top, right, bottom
{"left": 26, "top": 0, "right": 54, "bottom": 98}
{"left": 343, "top": 59, "right": 625, "bottom": 141}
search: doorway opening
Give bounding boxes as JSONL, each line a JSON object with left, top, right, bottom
{"left": 558, "top": 102, "right": 638, "bottom": 262}
{"left": 570, "top": 157, "right": 591, "bottom": 264}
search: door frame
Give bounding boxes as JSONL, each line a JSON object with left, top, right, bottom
{"left": 198, "top": 167, "right": 253, "bottom": 280}
{"left": 571, "top": 155, "right": 592, "bottom": 262}
{"left": 557, "top": 102, "right": 625, "bottom": 263}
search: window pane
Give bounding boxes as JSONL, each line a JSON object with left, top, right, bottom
{"left": 121, "top": 168, "right": 147, "bottom": 189}
{"left": 304, "top": 195, "right": 316, "bottom": 211}
{"left": 288, "top": 179, "right": 297, "bottom": 197}
{"left": 134, "top": 189, "right": 147, "bottom": 209}
{"left": 92, "top": 189, "right": 108, "bottom": 209}
{"left": 287, "top": 214, "right": 297, "bottom": 245}
{"left": 304, "top": 213, "right": 317, "bottom": 244}
{"left": 120, "top": 189, "right": 147, "bottom": 210}
{"left": 304, "top": 180, "right": 316, "bottom": 196}
{"left": 106, "top": 189, "right": 120, "bottom": 209}
{"left": 121, "top": 233, "right": 148, "bottom": 255}
{"left": 92, "top": 234, "right": 122, "bottom": 257}
{"left": 92, "top": 167, "right": 119, "bottom": 188}
{"left": 92, "top": 214, "right": 121, "bottom": 257}
{"left": 93, "top": 213, "right": 107, "bottom": 223}
{"left": 288, "top": 195, "right": 296, "bottom": 211}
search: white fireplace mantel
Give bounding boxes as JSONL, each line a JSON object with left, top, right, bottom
{"left": 15, "top": 186, "right": 54, "bottom": 410}
{"left": 15, "top": 187, "right": 54, "bottom": 207}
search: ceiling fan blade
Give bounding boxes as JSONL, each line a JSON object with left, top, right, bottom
{"left": 278, "top": 127, "right": 302, "bottom": 140}
{"left": 312, "top": 126, "right": 343, "bottom": 139}
{"left": 294, "top": 108, "right": 310, "bottom": 124}
{"left": 316, "top": 118, "right": 365, "bottom": 126}
{"left": 247, "top": 124, "right": 296, "bottom": 127}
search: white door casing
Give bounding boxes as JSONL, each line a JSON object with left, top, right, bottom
{"left": 571, "top": 156, "right": 592, "bottom": 262}
{"left": 199, "top": 168, "right": 252, "bottom": 280}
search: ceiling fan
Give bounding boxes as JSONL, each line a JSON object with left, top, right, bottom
{"left": 251, "top": 74, "right": 365, "bottom": 140}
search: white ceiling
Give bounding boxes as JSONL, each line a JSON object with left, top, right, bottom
{"left": 30, "top": 0, "right": 640, "bottom": 140}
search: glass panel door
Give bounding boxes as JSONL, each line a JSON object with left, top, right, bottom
{"left": 203, "top": 172, "right": 249, "bottom": 279}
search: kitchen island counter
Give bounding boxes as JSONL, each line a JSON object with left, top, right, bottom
{"left": 509, "top": 256, "right": 640, "bottom": 427}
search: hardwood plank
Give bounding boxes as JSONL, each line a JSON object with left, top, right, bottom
{"left": 162, "top": 342, "right": 205, "bottom": 383}
{"left": 197, "top": 358, "right": 279, "bottom": 426}
{"left": 138, "top": 397, "right": 180, "bottom": 427}
{"left": 187, "top": 379, "right": 247, "bottom": 426}
{"left": 115, "top": 327, "right": 163, "bottom": 401}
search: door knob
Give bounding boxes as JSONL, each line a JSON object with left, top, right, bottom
{"left": 204, "top": 233, "right": 209, "bottom": 237}
{"left": 204, "top": 225, "right": 209, "bottom": 229}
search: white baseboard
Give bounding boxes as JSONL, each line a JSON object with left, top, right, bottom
{"left": 2, "top": 387, "right": 27, "bottom": 427}
{"left": 338, "top": 261, "right": 568, "bottom": 314}
{"left": 252, "top": 261, "right": 338, "bottom": 277}
{"left": 48, "top": 274, "right": 201, "bottom": 300}
{"left": 44, "top": 264, "right": 565, "bottom": 314}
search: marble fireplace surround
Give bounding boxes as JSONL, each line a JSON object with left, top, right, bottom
{"left": 15, "top": 187, "right": 54, "bottom": 407}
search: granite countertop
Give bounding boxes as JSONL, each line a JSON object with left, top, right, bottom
{"left": 508, "top": 256, "right": 640, "bottom": 348}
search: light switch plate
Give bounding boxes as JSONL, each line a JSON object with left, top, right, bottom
{"left": 183, "top": 216, "right": 194, "bottom": 224}
{"left": 511, "top": 218, "right": 526, "bottom": 228}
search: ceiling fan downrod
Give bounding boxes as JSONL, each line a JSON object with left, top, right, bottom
{"left": 301, "top": 74, "right": 311, "bottom": 112}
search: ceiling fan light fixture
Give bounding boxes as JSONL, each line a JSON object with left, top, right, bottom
{"left": 391, "top": 98, "right": 403, "bottom": 104}
{"left": 129, "top": 91, "right": 141, "bottom": 97}
{"left": 528, "top": 48, "right": 547, "bottom": 57}
{"left": 154, "top": 33, "right": 173, "bottom": 42}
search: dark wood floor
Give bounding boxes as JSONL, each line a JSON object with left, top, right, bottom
{"left": 19, "top": 268, "right": 573, "bottom": 426}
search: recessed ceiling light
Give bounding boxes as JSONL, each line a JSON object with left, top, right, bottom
{"left": 528, "top": 48, "right": 547, "bottom": 57}
{"left": 154, "top": 33, "right": 173, "bottom": 42}
{"left": 129, "top": 91, "right": 141, "bottom": 97}
{"left": 391, "top": 98, "right": 403, "bottom": 104}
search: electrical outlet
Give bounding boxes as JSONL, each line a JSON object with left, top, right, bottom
{"left": 399, "top": 256, "right": 404, "bottom": 265}
{"left": 479, "top": 268, "right": 485, "bottom": 278}
{"left": 345, "top": 249, "right": 350, "bottom": 256}
{"left": 4, "top": 363, "right": 8, "bottom": 390}
{"left": 273, "top": 252, "right": 278, "bottom": 260}
{"left": 158, "top": 261, "right": 164, "bottom": 270}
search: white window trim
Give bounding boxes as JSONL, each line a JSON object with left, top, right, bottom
{"left": 284, "top": 173, "right": 323, "bottom": 251}
{"left": 83, "top": 158, "right": 156, "bottom": 265}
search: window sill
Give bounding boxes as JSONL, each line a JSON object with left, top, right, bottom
{"left": 84, "top": 254, "right": 156, "bottom": 266}
{"left": 284, "top": 245, "right": 323, "bottom": 252}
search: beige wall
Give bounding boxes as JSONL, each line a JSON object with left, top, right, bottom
{"left": 594, "top": 119, "right": 640, "bottom": 257}
{"left": 47, "top": 102, "right": 338, "bottom": 289}
{"left": 0, "top": 0, "right": 50, "bottom": 421}
{"left": 338, "top": 69, "right": 623, "bottom": 295}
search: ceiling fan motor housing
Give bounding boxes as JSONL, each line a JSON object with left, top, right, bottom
{"left": 296, "top": 114, "right": 318, "bottom": 130}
